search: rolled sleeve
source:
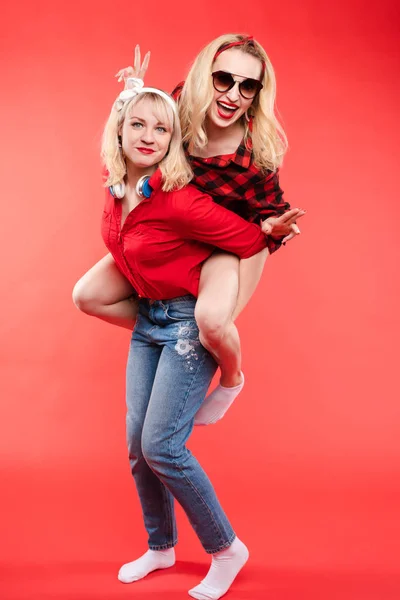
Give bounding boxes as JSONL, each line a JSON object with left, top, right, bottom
{"left": 249, "top": 170, "right": 291, "bottom": 254}
{"left": 248, "top": 170, "right": 290, "bottom": 220}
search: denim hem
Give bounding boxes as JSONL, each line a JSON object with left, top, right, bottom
{"left": 204, "top": 533, "right": 236, "bottom": 554}
{"left": 141, "top": 294, "right": 195, "bottom": 305}
{"left": 149, "top": 540, "right": 178, "bottom": 551}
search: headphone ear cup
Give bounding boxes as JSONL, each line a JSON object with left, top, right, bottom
{"left": 136, "top": 176, "right": 152, "bottom": 198}
{"left": 109, "top": 182, "right": 125, "bottom": 199}
{"left": 142, "top": 177, "right": 152, "bottom": 198}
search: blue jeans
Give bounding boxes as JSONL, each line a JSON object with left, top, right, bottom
{"left": 126, "top": 295, "right": 236, "bottom": 554}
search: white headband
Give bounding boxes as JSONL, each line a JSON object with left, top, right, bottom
{"left": 115, "top": 77, "right": 178, "bottom": 115}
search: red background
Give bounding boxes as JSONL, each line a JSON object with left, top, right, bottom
{"left": 1, "top": 1, "right": 399, "bottom": 598}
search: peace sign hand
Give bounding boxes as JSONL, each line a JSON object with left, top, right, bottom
{"left": 261, "top": 208, "right": 306, "bottom": 244}
{"left": 115, "top": 44, "right": 151, "bottom": 89}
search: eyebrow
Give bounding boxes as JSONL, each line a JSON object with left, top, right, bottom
{"left": 128, "top": 115, "right": 169, "bottom": 127}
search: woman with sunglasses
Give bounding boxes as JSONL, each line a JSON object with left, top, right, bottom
{"left": 73, "top": 34, "right": 305, "bottom": 426}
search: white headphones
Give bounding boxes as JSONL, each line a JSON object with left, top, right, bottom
{"left": 109, "top": 182, "right": 125, "bottom": 199}
{"left": 109, "top": 176, "right": 151, "bottom": 200}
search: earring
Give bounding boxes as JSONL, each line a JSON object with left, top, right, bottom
{"left": 245, "top": 110, "right": 254, "bottom": 132}
{"left": 118, "top": 135, "right": 122, "bottom": 149}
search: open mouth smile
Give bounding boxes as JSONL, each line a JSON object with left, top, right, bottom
{"left": 216, "top": 101, "right": 239, "bottom": 120}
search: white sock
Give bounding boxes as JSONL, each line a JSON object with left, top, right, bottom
{"left": 188, "top": 538, "right": 249, "bottom": 600}
{"left": 118, "top": 548, "right": 175, "bottom": 583}
{"left": 194, "top": 372, "right": 245, "bottom": 426}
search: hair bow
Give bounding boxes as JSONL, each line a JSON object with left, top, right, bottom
{"left": 114, "top": 77, "right": 178, "bottom": 114}
{"left": 115, "top": 78, "right": 144, "bottom": 111}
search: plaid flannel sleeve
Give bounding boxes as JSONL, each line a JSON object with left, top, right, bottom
{"left": 249, "top": 169, "right": 291, "bottom": 254}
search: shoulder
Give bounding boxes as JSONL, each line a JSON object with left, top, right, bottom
{"left": 247, "top": 159, "right": 278, "bottom": 182}
{"left": 103, "top": 186, "right": 114, "bottom": 211}
{"left": 243, "top": 144, "right": 280, "bottom": 181}
{"left": 166, "top": 184, "right": 213, "bottom": 219}
{"left": 168, "top": 183, "right": 210, "bottom": 206}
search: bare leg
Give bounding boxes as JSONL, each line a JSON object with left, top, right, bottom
{"left": 232, "top": 247, "right": 269, "bottom": 320}
{"left": 195, "top": 253, "right": 241, "bottom": 388}
{"left": 72, "top": 253, "right": 138, "bottom": 329}
{"left": 194, "top": 248, "right": 269, "bottom": 425}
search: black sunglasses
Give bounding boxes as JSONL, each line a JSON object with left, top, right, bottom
{"left": 211, "top": 70, "right": 263, "bottom": 99}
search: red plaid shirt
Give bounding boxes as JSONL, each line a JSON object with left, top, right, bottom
{"left": 172, "top": 82, "right": 290, "bottom": 254}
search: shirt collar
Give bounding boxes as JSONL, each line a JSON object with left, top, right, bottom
{"left": 191, "top": 140, "right": 252, "bottom": 169}
{"left": 148, "top": 168, "right": 163, "bottom": 192}
{"left": 231, "top": 140, "right": 252, "bottom": 169}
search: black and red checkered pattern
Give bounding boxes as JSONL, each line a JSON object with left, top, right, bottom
{"left": 172, "top": 82, "right": 291, "bottom": 254}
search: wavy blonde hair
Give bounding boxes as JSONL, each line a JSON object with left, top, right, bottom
{"left": 179, "top": 33, "right": 288, "bottom": 172}
{"left": 101, "top": 91, "right": 192, "bottom": 191}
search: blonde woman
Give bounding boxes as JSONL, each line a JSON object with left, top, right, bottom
{"left": 73, "top": 36, "right": 305, "bottom": 426}
{"left": 94, "top": 81, "right": 277, "bottom": 598}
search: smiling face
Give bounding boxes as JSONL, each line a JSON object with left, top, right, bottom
{"left": 208, "top": 48, "right": 263, "bottom": 129}
{"left": 120, "top": 96, "right": 173, "bottom": 168}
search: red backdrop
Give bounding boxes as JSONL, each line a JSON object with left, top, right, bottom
{"left": 1, "top": 1, "right": 399, "bottom": 598}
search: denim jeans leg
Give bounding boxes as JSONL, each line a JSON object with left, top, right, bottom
{"left": 140, "top": 298, "right": 236, "bottom": 554}
{"left": 126, "top": 317, "right": 177, "bottom": 550}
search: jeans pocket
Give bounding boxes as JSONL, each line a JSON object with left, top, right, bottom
{"left": 164, "top": 303, "right": 196, "bottom": 322}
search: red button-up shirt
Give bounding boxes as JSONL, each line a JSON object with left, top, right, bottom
{"left": 101, "top": 169, "right": 267, "bottom": 300}
{"left": 172, "top": 82, "right": 291, "bottom": 254}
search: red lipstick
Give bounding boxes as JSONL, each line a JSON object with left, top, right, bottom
{"left": 136, "top": 147, "right": 155, "bottom": 154}
{"left": 216, "top": 101, "right": 239, "bottom": 120}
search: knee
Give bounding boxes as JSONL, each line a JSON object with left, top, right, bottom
{"left": 195, "top": 306, "right": 230, "bottom": 347}
{"left": 141, "top": 430, "right": 171, "bottom": 471}
{"left": 72, "top": 278, "right": 98, "bottom": 314}
{"left": 141, "top": 436, "right": 160, "bottom": 468}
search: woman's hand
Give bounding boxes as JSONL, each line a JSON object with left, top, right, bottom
{"left": 261, "top": 208, "right": 306, "bottom": 244}
{"left": 115, "top": 44, "right": 151, "bottom": 89}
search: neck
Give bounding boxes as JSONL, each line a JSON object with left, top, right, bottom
{"left": 125, "top": 161, "right": 157, "bottom": 187}
{"left": 201, "top": 118, "right": 244, "bottom": 157}
{"left": 205, "top": 117, "right": 244, "bottom": 144}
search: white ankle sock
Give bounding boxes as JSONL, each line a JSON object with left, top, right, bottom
{"left": 188, "top": 537, "right": 249, "bottom": 600}
{"left": 194, "top": 372, "right": 245, "bottom": 426}
{"left": 118, "top": 547, "right": 175, "bottom": 583}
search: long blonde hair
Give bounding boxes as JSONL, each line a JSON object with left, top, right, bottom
{"left": 101, "top": 91, "right": 192, "bottom": 191}
{"left": 179, "top": 34, "right": 288, "bottom": 172}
